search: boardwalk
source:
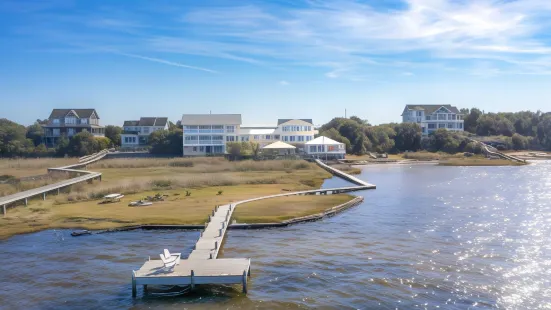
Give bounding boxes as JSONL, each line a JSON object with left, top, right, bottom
{"left": 132, "top": 160, "right": 375, "bottom": 296}
{"left": 0, "top": 150, "right": 108, "bottom": 215}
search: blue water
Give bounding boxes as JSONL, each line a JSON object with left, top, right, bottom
{"left": 1, "top": 161, "right": 550, "bottom": 309}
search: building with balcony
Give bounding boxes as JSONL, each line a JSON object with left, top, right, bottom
{"left": 401, "top": 105, "right": 464, "bottom": 135}
{"left": 239, "top": 119, "right": 317, "bottom": 151}
{"left": 42, "top": 109, "right": 104, "bottom": 146}
{"left": 181, "top": 114, "right": 242, "bottom": 156}
{"left": 121, "top": 117, "right": 168, "bottom": 149}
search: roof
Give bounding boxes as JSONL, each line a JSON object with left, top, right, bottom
{"left": 48, "top": 109, "right": 99, "bottom": 119}
{"left": 240, "top": 128, "right": 276, "bottom": 135}
{"left": 262, "top": 141, "right": 296, "bottom": 149}
{"left": 123, "top": 117, "right": 168, "bottom": 127}
{"left": 181, "top": 114, "right": 242, "bottom": 125}
{"left": 277, "top": 119, "right": 313, "bottom": 125}
{"left": 403, "top": 105, "right": 460, "bottom": 115}
{"left": 305, "top": 136, "right": 343, "bottom": 145}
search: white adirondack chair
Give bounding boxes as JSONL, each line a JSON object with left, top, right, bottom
{"left": 163, "top": 249, "right": 181, "bottom": 265}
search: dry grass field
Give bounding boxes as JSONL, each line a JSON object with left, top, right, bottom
{"left": 0, "top": 157, "right": 357, "bottom": 239}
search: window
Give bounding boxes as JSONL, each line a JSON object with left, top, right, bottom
{"left": 65, "top": 117, "right": 76, "bottom": 124}
{"left": 143, "top": 127, "right": 149, "bottom": 134}
{"left": 185, "top": 136, "right": 198, "bottom": 141}
{"left": 309, "top": 146, "right": 317, "bottom": 153}
{"left": 274, "top": 135, "right": 280, "bottom": 139}
{"left": 289, "top": 136, "right": 296, "bottom": 142}
{"left": 193, "top": 147, "right": 197, "bottom": 152}
{"left": 459, "top": 123, "right": 463, "bottom": 129}
{"left": 200, "top": 146, "right": 205, "bottom": 152}
{"left": 306, "top": 136, "right": 312, "bottom": 141}
{"left": 68, "top": 128, "right": 75, "bottom": 136}
{"left": 428, "top": 124, "right": 436, "bottom": 129}
{"left": 53, "top": 119, "right": 60, "bottom": 124}
{"left": 438, "top": 123, "right": 446, "bottom": 128}
{"left": 437, "top": 114, "right": 446, "bottom": 120}
{"left": 226, "top": 125, "right": 235, "bottom": 133}
{"left": 240, "top": 136, "right": 249, "bottom": 142}
{"left": 53, "top": 128, "right": 60, "bottom": 136}
{"left": 265, "top": 135, "right": 270, "bottom": 140}
{"left": 417, "top": 111, "right": 422, "bottom": 116}
{"left": 426, "top": 116, "right": 432, "bottom": 121}
{"left": 226, "top": 136, "right": 235, "bottom": 142}
{"left": 81, "top": 118, "right": 88, "bottom": 124}
{"left": 317, "top": 145, "right": 324, "bottom": 152}
{"left": 298, "top": 136, "right": 304, "bottom": 142}
{"left": 253, "top": 135, "right": 260, "bottom": 140}
{"left": 283, "top": 136, "right": 289, "bottom": 142}
{"left": 447, "top": 123, "right": 454, "bottom": 129}
{"left": 199, "top": 136, "right": 211, "bottom": 141}
{"left": 213, "top": 146, "right": 223, "bottom": 153}
{"left": 213, "top": 135, "right": 223, "bottom": 141}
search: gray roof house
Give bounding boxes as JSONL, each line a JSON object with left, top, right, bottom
{"left": 42, "top": 108, "right": 104, "bottom": 146}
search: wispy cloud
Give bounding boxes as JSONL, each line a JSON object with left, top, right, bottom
{"left": 5, "top": 0, "right": 551, "bottom": 78}
{"left": 115, "top": 52, "right": 217, "bottom": 73}
{"left": 279, "top": 80, "right": 289, "bottom": 86}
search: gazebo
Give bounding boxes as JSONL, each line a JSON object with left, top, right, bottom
{"left": 305, "top": 136, "right": 346, "bottom": 159}
{"left": 262, "top": 141, "right": 296, "bottom": 157}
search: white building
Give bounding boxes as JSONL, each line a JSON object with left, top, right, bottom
{"left": 182, "top": 114, "right": 242, "bottom": 156}
{"left": 121, "top": 117, "right": 168, "bottom": 149}
{"left": 240, "top": 119, "right": 317, "bottom": 150}
{"left": 401, "top": 105, "right": 464, "bottom": 135}
{"left": 305, "top": 136, "right": 346, "bottom": 159}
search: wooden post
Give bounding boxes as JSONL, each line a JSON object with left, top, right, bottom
{"left": 214, "top": 241, "right": 218, "bottom": 250}
{"left": 212, "top": 210, "right": 215, "bottom": 216}
{"left": 229, "top": 204, "right": 232, "bottom": 211}
{"left": 200, "top": 231, "right": 203, "bottom": 237}
{"left": 219, "top": 228, "right": 223, "bottom": 237}
{"left": 209, "top": 252, "right": 213, "bottom": 259}
{"left": 248, "top": 265, "right": 251, "bottom": 277}
{"left": 2, "top": 205, "right": 6, "bottom": 216}
{"left": 221, "top": 222, "right": 225, "bottom": 229}
{"left": 24, "top": 198, "right": 28, "bottom": 206}
{"left": 190, "top": 270, "right": 195, "bottom": 289}
{"left": 131, "top": 271, "right": 137, "bottom": 298}
{"left": 57, "top": 188, "right": 60, "bottom": 195}
{"left": 43, "top": 193, "right": 46, "bottom": 200}
{"left": 242, "top": 270, "right": 248, "bottom": 294}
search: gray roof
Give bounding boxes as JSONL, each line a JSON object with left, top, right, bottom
{"left": 123, "top": 117, "right": 168, "bottom": 127}
{"left": 181, "top": 114, "right": 242, "bottom": 125}
{"left": 404, "top": 105, "right": 460, "bottom": 115}
{"left": 48, "top": 109, "right": 99, "bottom": 119}
{"left": 277, "top": 119, "right": 313, "bottom": 125}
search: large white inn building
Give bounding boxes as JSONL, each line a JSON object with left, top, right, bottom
{"left": 181, "top": 114, "right": 317, "bottom": 156}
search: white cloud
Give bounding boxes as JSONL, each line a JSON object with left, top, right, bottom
{"left": 279, "top": 80, "right": 289, "bottom": 86}
{"left": 402, "top": 72, "right": 414, "bottom": 76}
{"left": 114, "top": 52, "right": 217, "bottom": 73}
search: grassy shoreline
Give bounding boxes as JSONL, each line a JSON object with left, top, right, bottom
{"left": 346, "top": 152, "right": 527, "bottom": 166}
{"left": 0, "top": 157, "right": 357, "bottom": 240}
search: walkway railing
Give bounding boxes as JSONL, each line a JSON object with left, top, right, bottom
{"left": 467, "top": 138, "right": 526, "bottom": 163}
{"left": 1, "top": 150, "right": 108, "bottom": 215}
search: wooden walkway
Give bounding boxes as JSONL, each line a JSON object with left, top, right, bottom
{"left": 132, "top": 159, "right": 375, "bottom": 296}
{"left": 0, "top": 150, "right": 108, "bottom": 215}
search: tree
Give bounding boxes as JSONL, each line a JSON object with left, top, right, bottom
{"left": 65, "top": 131, "right": 106, "bottom": 156}
{"left": 0, "top": 118, "right": 34, "bottom": 157}
{"left": 393, "top": 123, "right": 422, "bottom": 152}
{"left": 464, "top": 108, "right": 482, "bottom": 133}
{"left": 148, "top": 128, "right": 183, "bottom": 155}
{"left": 104, "top": 125, "right": 122, "bottom": 147}
{"left": 56, "top": 136, "right": 70, "bottom": 156}
{"left": 26, "top": 122, "right": 44, "bottom": 146}
{"left": 537, "top": 114, "right": 551, "bottom": 150}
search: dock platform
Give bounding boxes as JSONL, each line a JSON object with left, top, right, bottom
{"left": 132, "top": 203, "right": 250, "bottom": 296}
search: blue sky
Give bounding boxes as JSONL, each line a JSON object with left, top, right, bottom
{"left": 2, "top": 0, "right": 551, "bottom": 126}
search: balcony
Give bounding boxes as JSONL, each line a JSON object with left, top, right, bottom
{"left": 184, "top": 140, "right": 225, "bottom": 145}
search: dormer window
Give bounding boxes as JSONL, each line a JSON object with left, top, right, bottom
{"left": 53, "top": 119, "right": 60, "bottom": 124}
{"left": 81, "top": 118, "right": 88, "bottom": 124}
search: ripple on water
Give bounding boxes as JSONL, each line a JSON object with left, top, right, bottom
{"left": 1, "top": 163, "right": 551, "bottom": 308}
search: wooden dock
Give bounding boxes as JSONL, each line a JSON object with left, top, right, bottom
{"left": 132, "top": 203, "right": 251, "bottom": 296}
{"left": 132, "top": 159, "right": 375, "bottom": 297}
{"left": 0, "top": 150, "right": 108, "bottom": 215}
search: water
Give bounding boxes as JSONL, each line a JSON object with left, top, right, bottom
{"left": 1, "top": 162, "right": 550, "bottom": 309}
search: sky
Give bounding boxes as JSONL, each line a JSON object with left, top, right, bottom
{"left": 2, "top": 0, "right": 551, "bottom": 127}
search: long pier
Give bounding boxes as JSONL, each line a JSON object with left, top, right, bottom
{"left": 132, "top": 160, "right": 375, "bottom": 296}
{"left": 0, "top": 150, "right": 108, "bottom": 215}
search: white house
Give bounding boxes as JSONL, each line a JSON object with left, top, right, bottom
{"left": 121, "top": 117, "right": 168, "bottom": 149}
{"left": 182, "top": 114, "right": 242, "bottom": 156}
{"left": 305, "top": 136, "right": 346, "bottom": 159}
{"left": 240, "top": 119, "right": 317, "bottom": 149}
{"left": 401, "top": 105, "right": 464, "bottom": 135}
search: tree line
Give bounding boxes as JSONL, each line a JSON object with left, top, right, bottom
{"left": 319, "top": 109, "right": 551, "bottom": 155}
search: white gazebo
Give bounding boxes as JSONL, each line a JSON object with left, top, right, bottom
{"left": 305, "top": 136, "right": 346, "bottom": 159}
{"left": 262, "top": 141, "right": 296, "bottom": 156}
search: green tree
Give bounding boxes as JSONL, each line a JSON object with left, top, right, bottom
{"left": 0, "top": 118, "right": 34, "bottom": 157}
{"left": 464, "top": 108, "right": 482, "bottom": 133}
{"left": 104, "top": 125, "right": 122, "bottom": 147}
{"left": 26, "top": 122, "right": 44, "bottom": 146}
{"left": 537, "top": 114, "right": 551, "bottom": 150}
{"left": 148, "top": 128, "right": 183, "bottom": 155}
{"left": 393, "top": 123, "right": 422, "bottom": 152}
